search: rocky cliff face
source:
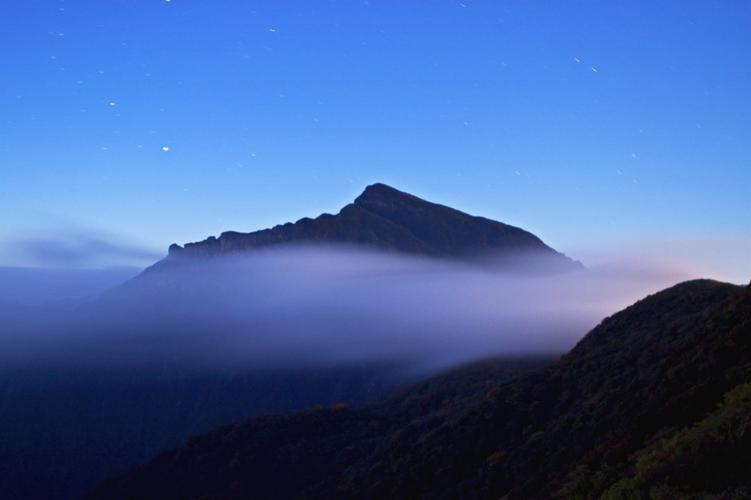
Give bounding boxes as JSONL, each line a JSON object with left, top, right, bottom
{"left": 166, "top": 183, "right": 581, "bottom": 270}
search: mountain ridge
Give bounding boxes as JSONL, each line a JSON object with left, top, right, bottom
{"left": 165, "top": 183, "right": 581, "bottom": 270}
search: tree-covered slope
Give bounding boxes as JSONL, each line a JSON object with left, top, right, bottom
{"left": 92, "top": 279, "right": 751, "bottom": 499}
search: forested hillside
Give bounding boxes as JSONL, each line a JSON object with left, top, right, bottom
{"left": 93, "top": 279, "right": 751, "bottom": 499}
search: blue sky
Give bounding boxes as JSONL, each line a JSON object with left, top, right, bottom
{"left": 1, "top": 1, "right": 749, "bottom": 280}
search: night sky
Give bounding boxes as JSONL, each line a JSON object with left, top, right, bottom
{"left": 1, "top": 1, "right": 748, "bottom": 281}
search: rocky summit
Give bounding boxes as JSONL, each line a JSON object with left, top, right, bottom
{"left": 166, "top": 183, "right": 581, "bottom": 271}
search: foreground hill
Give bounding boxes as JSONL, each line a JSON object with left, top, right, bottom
{"left": 93, "top": 279, "right": 751, "bottom": 499}
{"left": 164, "top": 183, "right": 580, "bottom": 271}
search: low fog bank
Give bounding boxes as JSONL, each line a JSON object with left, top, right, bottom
{"left": 0, "top": 246, "right": 699, "bottom": 375}
{"left": 0, "top": 266, "right": 142, "bottom": 341}
{"left": 0, "top": 266, "right": 141, "bottom": 306}
{"left": 0, "top": 246, "right": 706, "bottom": 499}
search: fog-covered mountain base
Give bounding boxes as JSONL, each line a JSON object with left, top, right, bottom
{"left": 0, "top": 185, "right": 700, "bottom": 499}
{"left": 4, "top": 246, "right": 681, "bottom": 374}
{"left": 0, "top": 246, "right": 689, "bottom": 499}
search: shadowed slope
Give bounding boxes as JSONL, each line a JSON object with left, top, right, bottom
{"left": 92, "top": 279, "right": 751, "bottom": 499}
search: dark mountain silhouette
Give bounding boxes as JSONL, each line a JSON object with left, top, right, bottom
{"left": 0, "top": 185, "right": 589, "bottom": 500}
{"left": 92, "top": 279, "right": 751, "bottom": 499}
{"left": 165, "top": 183, "right": 580, "bottom": 270}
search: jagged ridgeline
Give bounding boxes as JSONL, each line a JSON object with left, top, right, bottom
{"left": 92, "top": 279, "right": 751, "bottom": 499}
{"left": 163, "top": 183, "right": 581, "bottom": 271}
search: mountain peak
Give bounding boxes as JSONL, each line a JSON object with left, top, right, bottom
{"left": 354, "top": 183, "right": 436, "bottom": 214}
{"left": 360, "top": 182, "right": 401, "bottom": 196}
{"left": 355, "top": 182, "right": 410, "bottom": 202}
{"left": 164, "top": 184, "right": 581, "bottom": 271}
